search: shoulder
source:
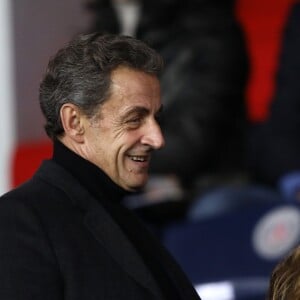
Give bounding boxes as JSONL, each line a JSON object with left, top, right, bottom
{"left": 0, "top": 181, "right": 57, "bottom": 259}
{"left": 0, "top": 161, "right": 79, "bottom": 222}
{"left": 0, "top": 173, "right": 62, "bottom": 209}
{"left": 0, "top": 177, "right": 59, "bottom": 225}
{"left": 0, "top": 164, "right": 82, "bottom": 253}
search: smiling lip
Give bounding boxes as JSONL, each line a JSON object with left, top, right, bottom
{"left": 127, "top": 154, "right": 151, "bottom": 168}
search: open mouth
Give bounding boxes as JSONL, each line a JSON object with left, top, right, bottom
{"left": 128, "top": 155, "right": 149, "bottom": 162}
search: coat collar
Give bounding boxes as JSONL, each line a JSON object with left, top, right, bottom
{"left": 35, "top": 160, "right": 163, "bottom": 299}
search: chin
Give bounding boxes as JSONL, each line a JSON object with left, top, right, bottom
{"left": 121, "top": 173, "right": 148, "bottom": 191}
{"left": 126, "top": 180, "right": 148, "bottom": 192}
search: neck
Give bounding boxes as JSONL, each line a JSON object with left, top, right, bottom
{"left": 52, "top": 139, "right": 131, "bottom": 203}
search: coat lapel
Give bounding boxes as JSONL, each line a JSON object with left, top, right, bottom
{"left": 84, "top": 202, "right": 162, "bottom": 299}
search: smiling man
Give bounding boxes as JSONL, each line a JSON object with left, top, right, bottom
{"left": 64, "top": 65, "right": 165, "bottom": 191}
{"left": 0, "top": 33, "right": 200, "bottom": 300}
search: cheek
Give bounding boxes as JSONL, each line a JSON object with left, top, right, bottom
{"left": 84, "top": 128, "right": 108, "bottom": 162}
{"left": 118, "top": 132, "right": 142, "bottom": 152}
{"left": 114, "top": 135, "right": 138, "bottom": 167}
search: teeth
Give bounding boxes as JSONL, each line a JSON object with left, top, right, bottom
{"left": 130, "top": 156, "right": 147, "bottom": 162}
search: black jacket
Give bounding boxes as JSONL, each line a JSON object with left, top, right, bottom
{"left": 0, "top": 159, "right": 200, "bottom": 299}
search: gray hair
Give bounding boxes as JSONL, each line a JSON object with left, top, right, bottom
{"left": 39, "top": 32, "right": 164, "bottom": 139}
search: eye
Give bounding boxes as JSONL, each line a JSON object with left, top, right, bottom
{"left": 128, "top": 117, "right": 141, "bottom": 123}
{"left": 127, "top": 117, "right": 142, "bottom": 124}
{"left": 122, "top": 107, "right": 149, "bottom": 129}
{"left": 125, "top": 117, "right": 143, "bottom": 129}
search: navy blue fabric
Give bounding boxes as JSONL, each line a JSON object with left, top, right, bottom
{"left": 163, "top": 203, "right": 300, "bottom": 299}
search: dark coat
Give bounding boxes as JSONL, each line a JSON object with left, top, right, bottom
{"left": 0, "top": 160, "right": 200, "bottom": 300}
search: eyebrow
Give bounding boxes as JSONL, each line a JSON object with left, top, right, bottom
{"left": 122, "top": 107, "right": 149, "bottom": 120}
{"left": 122, "top": 105, "right": 163, "bottom": 119}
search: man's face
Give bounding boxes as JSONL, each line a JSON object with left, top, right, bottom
{"left": 82, "top": 66, "right": 165, "bottom": 191}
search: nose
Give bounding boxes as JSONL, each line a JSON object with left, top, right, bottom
{"left": 141, "top": 119, "right": 165, "bottom": 150}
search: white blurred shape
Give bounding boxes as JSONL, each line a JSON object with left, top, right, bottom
{"left": 195, "top": 281, "right": 235, "bottom": 300}
{"left": 0, "top": 0, "right": 15, "bottom": 195}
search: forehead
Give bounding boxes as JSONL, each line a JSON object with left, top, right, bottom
{"left": 102, "top": 66, "right": 161, "bottom": 113}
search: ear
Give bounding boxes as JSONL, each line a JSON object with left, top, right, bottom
{"left": 60, "top": 103, "right": 85, "bottom": 143}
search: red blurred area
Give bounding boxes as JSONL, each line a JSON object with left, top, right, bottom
{"left": 12, "top": 141, "right": 53, "bottom": 187}
{"left": 236, "top": 0, "right": 294, "bottom": 122}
